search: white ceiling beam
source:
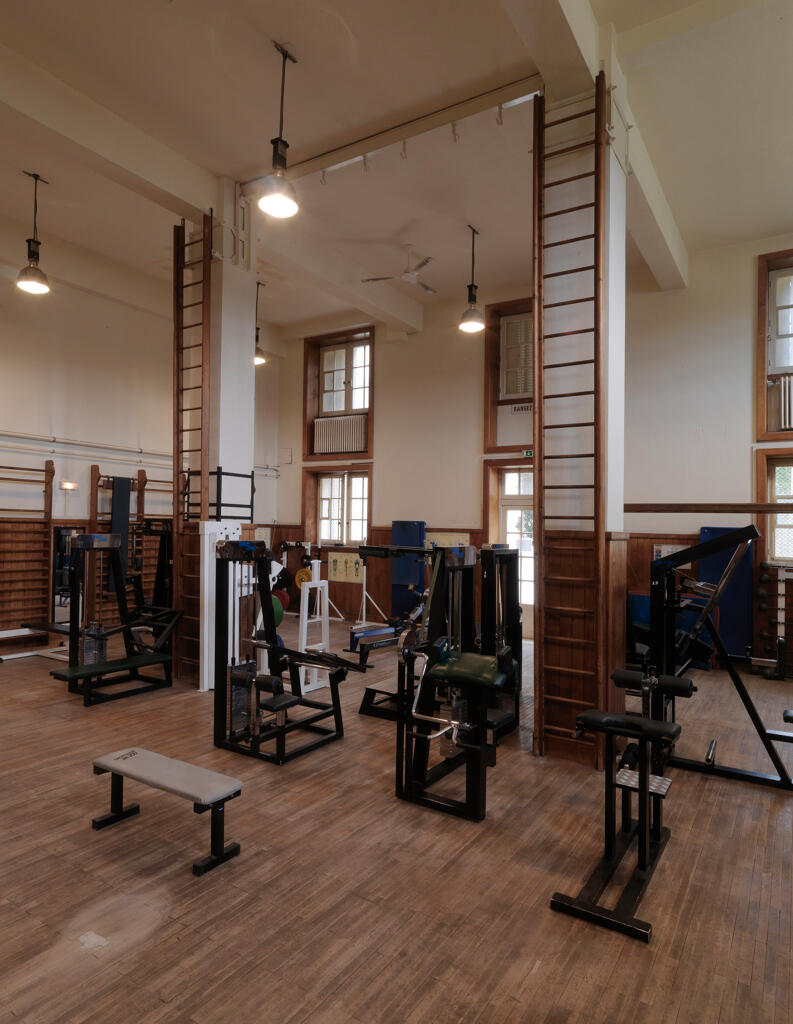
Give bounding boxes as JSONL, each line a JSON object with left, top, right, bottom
{"left": 0, "top": 43, "right": 217, "bottom": 221}
{"left": 500, "top": 0, "right": 597, "bottom": 100}
{"left": 256, "top": 217, "right": 423, "bottom": 334}
{"left": 601, "top": 27, "right": 688, "bottom": 290}
{"left": 241, "top": 73, "right": 542, "bottom": 193}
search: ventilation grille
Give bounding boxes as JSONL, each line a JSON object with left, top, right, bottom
{"left": 314, "top": 414, "right": 367, "bottom": 454}
{"left": 501, "top": 313, "right": 533, "bottom": 400}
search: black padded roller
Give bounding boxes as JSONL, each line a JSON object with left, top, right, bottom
{"left": 657, "top": 675, "right": 695, "bottom": 698}
{"left": 611, "top": 669, "right": 644, "bottom": 689}
{"left": 576, "top": 709, "right": 681, "bottom": 743}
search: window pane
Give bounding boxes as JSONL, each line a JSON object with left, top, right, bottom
{"left": 774, "top": 528, "right": 793, "bottom": 559}
{"left": 778, "top": 310, "right": 793, "bottom": 337}
{"left": 323, "top": 349, "right": 335, "bottom": 370}
{"left": 335, "top": 349, "right": 345, "bottom": 369}
{"left": 322, "top": 393, "right": 334, "bottom": 413}
{"left": 352, "top": 366, "right": 365, "bottom": 389}
{"left": 320, "top": 477, "right": 331, "bottom": 498}
{"left": 333, "top": 391, "right": 345, "bottom": 411}
{"left": 504, "top": 472, "right": 519, "bottom": 496}
{"left": 776, "top": 275, "right": 793, "bottom": 307}
{"left": 772, "top": 338, "right": 793, "bottom": 369}
{"left": 775, "top": 465, "right": 793, "bottom": 496}
{"left": 350, "top": 476, "right": 362, "bottom": 498}
{"left": 519, "top": 472, "right": 533, "bottom": 496}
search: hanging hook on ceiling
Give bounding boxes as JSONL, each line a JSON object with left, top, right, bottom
{"left": 320, "top": 168, "right": 327, "bottom": 186}
{"left": 362, "top": 154, "right": 370, "bottom": 173}
{"left": 451, "top": 121, "right": 460, "bottom": 143}
{"left": 496, "top": 103, "right": 504, "bottom": 126}
{"left": 401, "top": 139, "right": 408, "bottom": 160}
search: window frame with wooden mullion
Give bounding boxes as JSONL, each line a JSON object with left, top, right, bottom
{"left": 303, "top": 325, "right": 375, "bottom": 462}
{"left": 756, "top": 448, "right": 793, "bottom": 565}
{"left": 757, "top": 249, "right": 793, "bottom": 441}
{"left": 483, "top": 297, "right": 533, "bottom": 453}
{"left": 302, "top": 464, "right": 372, "bottom": 547}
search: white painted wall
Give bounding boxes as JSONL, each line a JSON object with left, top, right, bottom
{"left": 625, "top": 229, "right": 793, "bottom": 535}
{"left": 275, "top": 291, "right": 530, "bottom": 530}
{"left": 0, "top": 217, "right": 172, "bottom": 519}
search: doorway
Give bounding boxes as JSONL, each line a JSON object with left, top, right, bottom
{"left": 499, "top": 469, "right": 534, "bottom": 638}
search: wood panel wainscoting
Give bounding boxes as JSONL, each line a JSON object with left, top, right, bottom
{"left": 0, "top": 460, "right": 54, "bottom": 639}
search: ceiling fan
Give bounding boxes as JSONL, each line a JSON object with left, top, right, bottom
{"left": 361, "top": 246, "right": 437, "bottom": 294}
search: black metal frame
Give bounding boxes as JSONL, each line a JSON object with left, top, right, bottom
{"left": 213, "top": 542, "right": 363, "bottom": 765}
{"left": 50, "top": 535, "right": 180, "bottom": 706}
{"left": 395, "top": 648, "right": 501, "bottom": 822}
{"left": 91, "top": 767, "right": 241, "bottom": 875}
{"left": 648, "top": 524, "right": 793, "bottom": 791}
{"left": 357, "top": 545, "right": 522, "bottom": 739}
{"left": 550, "top": 727, "right": 667, "bottom": 943}
{"left": 184, "top": 465, "right": 255, "bottom": 523}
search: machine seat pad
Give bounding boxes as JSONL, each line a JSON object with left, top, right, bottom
{"left": 427, "top": 652, "right": 507, "bottom": 690}
{"left": 258, "top": 693, "right": 301, "bottom": 713}
{"left": 52, "top": 653, "right": 169, "bottom": 681}
{"left": 784, "top": 710, "right": 793, "bottom": 724}
{"left": 576, "top": 709, "right": 681, "bottom": 743}
{"left": 93, "top": 748, "right": 242, "bottom": 806}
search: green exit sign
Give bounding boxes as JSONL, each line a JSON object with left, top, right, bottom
{"left": 523, "top": 449, "right": 533, "bottom": 458}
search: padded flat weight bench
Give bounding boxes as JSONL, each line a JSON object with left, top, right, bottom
{"left": 92, "top": 748, "right": 243, "bottom": 875}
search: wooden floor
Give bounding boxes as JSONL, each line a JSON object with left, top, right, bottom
{"left": 2, "top": 624, "right": 793, "bottom": 1024}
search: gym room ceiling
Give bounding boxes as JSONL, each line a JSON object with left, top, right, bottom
{"left": 0, "top": 0, "right": 791, "bottom": 322}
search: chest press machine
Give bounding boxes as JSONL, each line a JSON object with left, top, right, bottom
{"left": 212, "top": 540, "right": 363, "bottom": 765}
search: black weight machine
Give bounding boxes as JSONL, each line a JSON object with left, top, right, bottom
{"left": 358, "top": 544, "right": 522, "bottom": 739}
{"left": 213, "top": 540, "right": 364, "bottom": 765}
{"left": 49, "top": 532, "right": 182, "bottom": 706}
{"left": 550, "top": 668, "right": 693, "bottom": 942}
{"left": 648, "top": 524, "right": 793, "bottom": 791}
{"left": 367, "top": 544, "right": 521, "bottom": 821}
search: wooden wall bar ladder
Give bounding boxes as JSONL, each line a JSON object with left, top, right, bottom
{"left": 172, "top": 212, "right": 212, "bottom": 683}
{"left": 533, "top": 73, "right": 607, "bottom": 762}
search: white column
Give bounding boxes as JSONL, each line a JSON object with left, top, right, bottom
{"left": 208, "top": 178, "right": 257, "bottom": 515}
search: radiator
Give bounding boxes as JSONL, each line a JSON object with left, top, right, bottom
{"left": 782, "top": 375, "right": 793, "bottom": 430}
{"left": 314, "top": 414, "right": 367, "bottom": 454}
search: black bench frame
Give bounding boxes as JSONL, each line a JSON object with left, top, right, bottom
{"left": 550, "top": 720, "right": 671, "bottom": 943}
{"left": 92, "top": 766, "right": 241, "bottom": 876}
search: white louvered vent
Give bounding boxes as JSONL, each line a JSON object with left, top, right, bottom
{"left": 500, "top": 313, "right": 533, "bottom": 401}
{"left": 314, "top": 414, "right": 367, "bottom": 454}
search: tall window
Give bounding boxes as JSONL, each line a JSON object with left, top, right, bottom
{"left": 318, "top": 472, "right": 368, "bottom": 545}
{"left": 499, "top": 313, "right": 533, "bottom": 401}
{"left": 321, "top": 340, "right": 370, "bottom": 414}
{"left": 769, "top": 460, "right": 793, "bottom": 561}
{"left": 758, "top": 250, "right": 793, "bottom": 439}
{"left": 499, "top": 470, "right": 534, "bottom": 605}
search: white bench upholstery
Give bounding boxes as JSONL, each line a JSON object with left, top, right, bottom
{"left": 92, "top": 747, "right": 243, "bottom": 875}
{"left": 93, "top": 748, "right": 242, "bottom": 805}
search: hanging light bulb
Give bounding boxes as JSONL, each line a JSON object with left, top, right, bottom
{"left": 254, "top": 282, "right": 267, "bottom": 365}
{"left": 258, "top": 43, "right": 299, "bottom": 219}
{"left": 458, "top": 225, "right": 484, "bottom": 333}
{"left": 16, "top": 171, "right": 50, "bottom": 295}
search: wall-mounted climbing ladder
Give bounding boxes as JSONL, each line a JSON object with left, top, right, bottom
{"left": 533, "top": 73, "right": 607, "bottom": 762}
{"left": 172, "top": 212, "right": 212, "bottom": 682}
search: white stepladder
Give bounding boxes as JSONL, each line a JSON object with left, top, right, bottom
{"left": 298, "top": 560, "right": 331, "bottom": 692}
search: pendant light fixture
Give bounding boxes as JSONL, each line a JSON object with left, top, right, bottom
{"left": 16, "top": 171, "right": 50, "bottom": 295}
{"left": 458, "top": 224, "right": 485, "bottom": 334}
{"left": 258, "top": 42, "right": 299, "bottom": 219}
{"left": 254, "top": 282, "right": 267, "bottom": 366}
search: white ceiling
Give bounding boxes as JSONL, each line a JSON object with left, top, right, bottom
{"left": 615, "top": 0, "right": 793, "bottom": 249}
{"left": 0, "top": 0, "right": 791, "bottom": 319}
{"left": 0, "top": 0, "right": 537, "bottom": 182}
{"left": 256, "top": 99, "right": 533, "bottom": 316}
